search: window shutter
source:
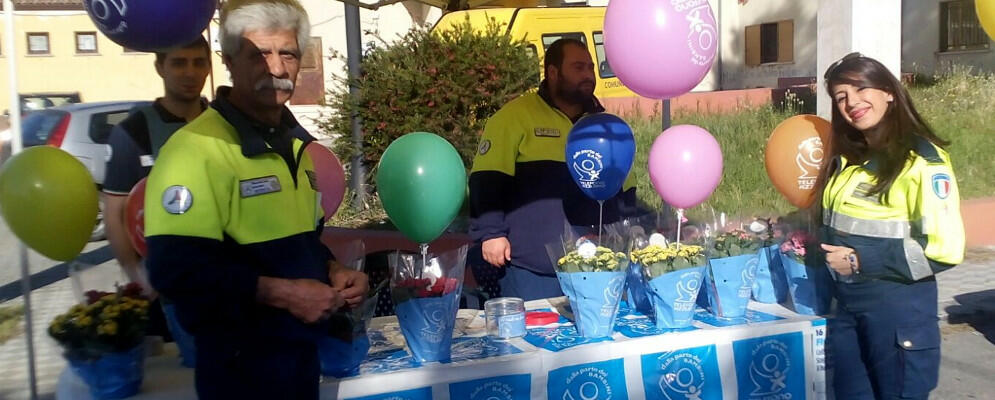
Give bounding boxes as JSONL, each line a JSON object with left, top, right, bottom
{"left": 746, "top": 24, "right": 761, "bottom": 66}
{"left": 777, "top": 20, "right": 794, "bottom": 63}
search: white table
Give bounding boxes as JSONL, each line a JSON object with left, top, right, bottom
{"left": 58, "top": 299, "right": 826, "bottom": 400}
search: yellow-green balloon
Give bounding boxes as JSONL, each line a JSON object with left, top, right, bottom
{"left": 376, "top": 132, "right": 466, "bottom": 244}
{"left": 0, "top": 146, "right": 98, "bottom": 261}
{"left": 979, "top": 0, "right": 995, "bottom": 40}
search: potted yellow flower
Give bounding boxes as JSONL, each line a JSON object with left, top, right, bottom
{"left": 551, "top": 238, "right": 629, "bottom": 339}
{"left": 630, "top": 243, "right": 707, "bottom": 329}
{"left": 48, "top": 283, "right": 149, "bottom": 399}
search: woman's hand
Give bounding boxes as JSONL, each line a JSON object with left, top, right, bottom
{"left": 821, "top": 244, "right": 859, "bottom": 276}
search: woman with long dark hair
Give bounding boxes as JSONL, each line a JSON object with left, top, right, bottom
{"left": 818, "top": 53, "right": 965, "bottom": 399}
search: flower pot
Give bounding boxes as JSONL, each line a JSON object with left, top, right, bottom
{"left": 66, "top": 345, "right": 144, "bottom": 400}
{"left": 646, "top": 266, "right": 705, "bottom": 329}
{"left": 698, "top": 254, "right": 758, "bottom": 318}
{"left": 556, "top": 271, "right": 626, "bottom": 338}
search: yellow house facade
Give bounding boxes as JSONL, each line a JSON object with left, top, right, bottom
{"left": 0, "top": 3, "right": 228, "bottom": 114}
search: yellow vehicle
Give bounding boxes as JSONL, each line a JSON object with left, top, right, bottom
{"left": 433, "top": 6, "right": 638, "bottom": 99}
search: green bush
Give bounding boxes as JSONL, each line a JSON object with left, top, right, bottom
{"left": 319, "top": 19, "right": 540, "bottom": 182}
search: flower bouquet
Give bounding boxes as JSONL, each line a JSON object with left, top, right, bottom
{"left": 748, "top": 218, "right": 789, "bottom": 304}
{"left": 631, "top": 242, "right": 707, "bottom": 329}
{"left": 48, "top": 283, "right": 149, "bottom": 400}
{"left": 699, "top": 229, "right": 762, "bottom": 318}
{"left": 623, "top": 224, "right": 654, "bottom": 316}
{"left": 318, "top": 280, "right": 385, "bottom": 377}
{"left": 547, "top": 225, "right": 628, "bottom": 338}
{"left": 617, "top": 211, "right": 678, "bottom": 316}
{"left": 779, "top": 230, "right": 834, "bottom": 315}
{"left": 318, "top": 241, "right": 386, "bottom": 377}
{"left": 389, "top": 245, "right": 467, "bottom": 363}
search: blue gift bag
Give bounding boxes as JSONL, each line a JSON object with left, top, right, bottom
{"left": 752, "top": 245, "right": 790, "bottom": 304}
{"left": 700, "top": 254, "right": 758, "bottom": 318}
{"left": 394, "top": 290, "right": 460, "bottom": 363}
{"left": 625, "top": 262, "right": 654, "bottom": 316}
{"left": 778, "top": 252, "right": 834, "bottom": 315}
{"left": 318, "top": 331, "right": 371, "bottom": 377}
{"left": 556, "top": 271, "right": 626, "bottom": 338}
{"left": 646, "top": 266, "right": 705, "bottom": 329}
{"left": 67, "top": 345, "right": 145, "bottom": 400}
{"left": 161, "top": 301, "right": 195, "bottom": 368}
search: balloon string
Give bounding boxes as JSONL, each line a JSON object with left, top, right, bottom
{"left": 676, "top": 208, "right": 684, "bottom": 249}
{"left": 597, "top": 200, "right": 604, "bottom": 245}
{"left": 419, "top": 243, "right": 428, "bottom": 279}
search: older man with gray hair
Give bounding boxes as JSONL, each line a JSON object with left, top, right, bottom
{"left": 144, "top": 1, "right": 368, "bottom": 398}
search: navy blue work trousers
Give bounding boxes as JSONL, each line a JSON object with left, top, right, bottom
{"left": 828, "top": 277, "right": 940, "bottom": 400}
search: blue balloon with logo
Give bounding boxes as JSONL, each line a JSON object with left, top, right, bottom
{"left": 565, "top": 113, "right": 636, "bottom": 201}
{"left": 83, "top": 0, "right": 215, "bottom": 52}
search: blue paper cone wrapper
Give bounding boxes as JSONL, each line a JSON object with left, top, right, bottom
{"left": 646, "top": 266, "right": 705, "bottom": 329}
{"left": 778, "top": 252, "right": 834, "bottom": 315}
{"left": 556, "top": 271, "right": 626, "bottom": 338}
{"left": 752, "top": 245, "right": 790, "bottom": 304}
{"left": 625, "top": 262, "right": 654, "bottom": 315}
{"left": 318, "top": 331, "right": 371, "bottom": 377}
{"left": 701, "top": 254, "right": 758, "bottom": 318}
{"left": 394, "top": 290, "right": 460, "bottom": 362}
{"left": 67, "top": 345, "right": 145, "bottom": 400}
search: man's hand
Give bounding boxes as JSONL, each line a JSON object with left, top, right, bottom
{"left": 482, "top": 237, "right": 511, "bottom": 267}
{"left": 329, "top": 261, "right": 369, "bottom": 308}
{"left": 821, "top": 244, "right": 858, "bottom": 276}
{"left": 258, "top": 278, "right": 344, "bottom": 323}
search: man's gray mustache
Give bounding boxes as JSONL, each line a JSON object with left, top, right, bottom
{"left": 255, "top": 78, "right": 295, "bottom": 91}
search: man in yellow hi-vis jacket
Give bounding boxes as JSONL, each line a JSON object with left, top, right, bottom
{"left": 469, "top": 38, "right": 637, "bottom": 301}
{"left": 144, "top": 1, "right": 367, "bottom": 398}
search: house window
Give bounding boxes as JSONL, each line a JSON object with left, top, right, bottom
{"left": 27, "top": 33, "right": 50, "bottom": 55}
{"left": 745, "top": 20, "right": 794, "bottom": 66}
{"left": 940, "top": 1, "right": 990, "bottom": 52}
{"left": 75, "top": 32, "right": 98, "bottom": 54}
{"left": 592, "top": 32, "right": 615, "bottom": 79}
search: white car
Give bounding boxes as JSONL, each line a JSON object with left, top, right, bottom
{"left": 0, "top": 100, "right": 152, "bottom": 240}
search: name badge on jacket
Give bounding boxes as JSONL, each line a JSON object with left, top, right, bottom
{"left": 534, "top": 128, "right": 560, "bottom": 137}
{"left": 240, "top": 176, "right": 282, "bottom": 198}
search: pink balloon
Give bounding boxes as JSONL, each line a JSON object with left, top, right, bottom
{"left": 648, "top": 125, "right": 723, "bottom": 209}
{"left": 604, "top": 0, "right": 718, "bottom": 99}
{"left": 305, "top": 143, "right": 347, "bottom": 219}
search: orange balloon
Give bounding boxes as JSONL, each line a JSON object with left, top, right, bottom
{"left": 765, "top": 115, "right": 831, "bottom": 208}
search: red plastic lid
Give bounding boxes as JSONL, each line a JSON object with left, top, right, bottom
{"left": 526, "top": 311, "right": 560, "bottom": 326}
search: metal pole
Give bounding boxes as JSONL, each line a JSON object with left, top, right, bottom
{"left": 345, "top": 2, "right": 366, "bottom": 210}
{"left": 5, "top": 0, "right": 21, "bottom": 155}
{"left": 18, "top": 246, "right": 37, "bottom": 400}
{"left": 5, "top": 2, "right": 38, "bottom": 399}
{"left": 661, "top": 99, "right": 671, "bottom": 131}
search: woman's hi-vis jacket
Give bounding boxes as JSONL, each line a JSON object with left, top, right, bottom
{"left": 822, "top": 138, "right": 965, "bottom": 283}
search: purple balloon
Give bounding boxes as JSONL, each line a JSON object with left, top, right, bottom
{"left": 648, "top": 125, "right": 723, "bottom": 209}
{"left": 84, "top": 0, "right": 216, "bottom": 52}
{"left": 604, "top": 0, "right": 718, "bottom": 99}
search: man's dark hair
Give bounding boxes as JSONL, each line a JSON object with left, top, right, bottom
{"left": 154, "top": 36, "right": 212, "bottom": 65}
{"left": 544, "top": 38, "right": 587, "bottom": 76}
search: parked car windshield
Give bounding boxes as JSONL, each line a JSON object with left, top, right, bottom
{"left": 21, "top": 110, "right": 68, "bottom": 146}
{"left": 20, "top": 94, "right": 80, "bottom": 111}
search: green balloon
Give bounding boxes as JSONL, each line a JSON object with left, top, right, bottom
{"left": 0, "top": 146, "right": 98, "bottom": 261}
{"left": 376, "top": 132, "right": 466, "bottom": 244}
